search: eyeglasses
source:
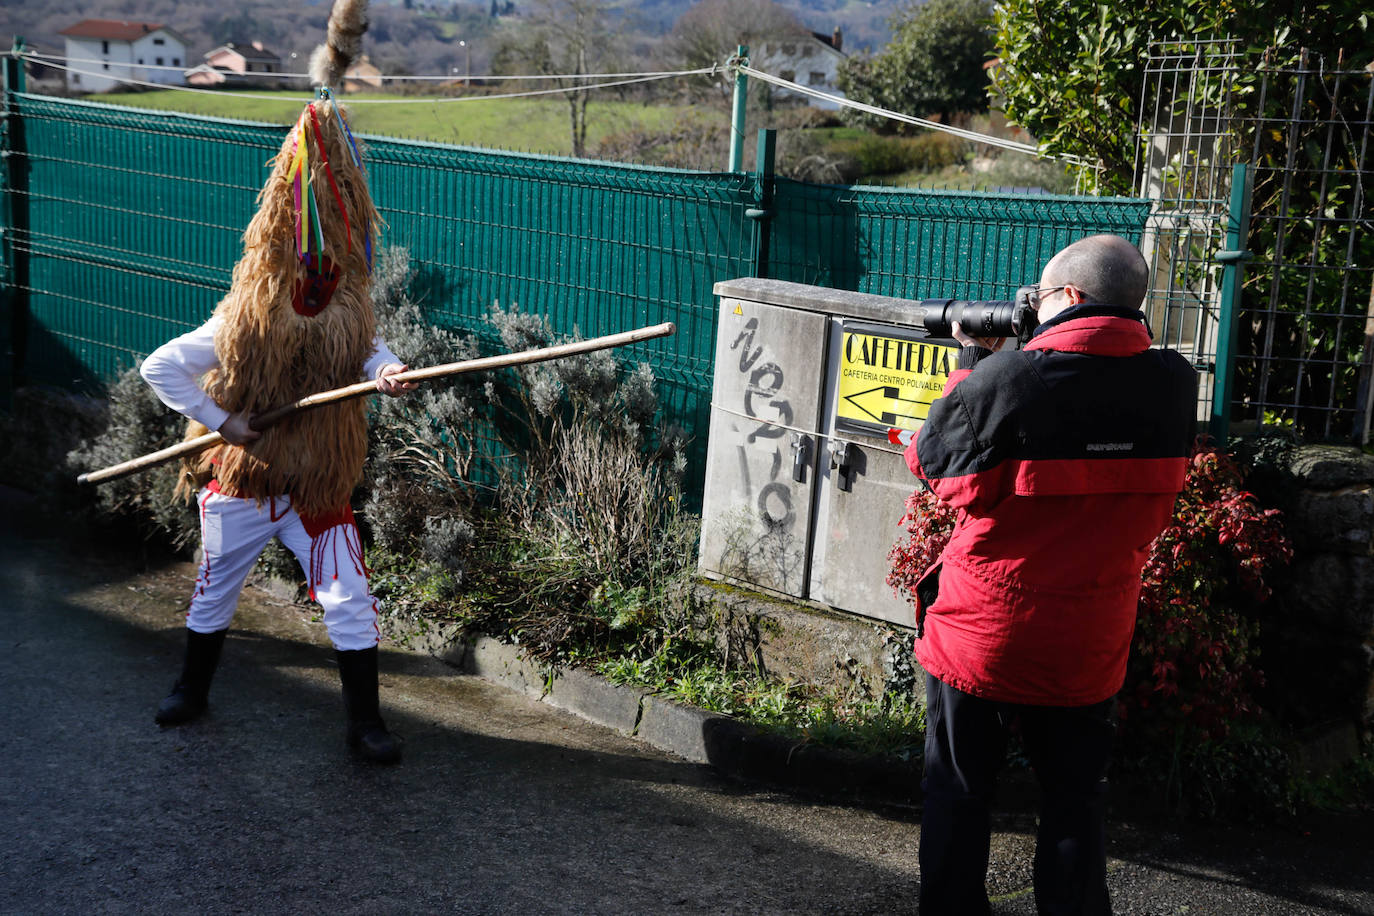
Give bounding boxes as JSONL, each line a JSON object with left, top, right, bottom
{"left": 1029, "top": 284, "right": 1066, "bottom": 308}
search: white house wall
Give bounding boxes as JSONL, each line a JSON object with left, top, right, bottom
{"left": 64, "top": 37, "right": 122, "bottom": 92}
{"left": 755, "top": 41, "right": 846, "bottom": 110}
{"left": 130, "top": 34, "right": 186, "bottom": 84}
{"left": 64, "top": 32, "right": 186, "bottom": 92}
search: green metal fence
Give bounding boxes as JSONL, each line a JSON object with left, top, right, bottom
{"left": 765, "top": 177, "right": 1151, "bottom": 298}
{"left": 1, "top": 90, "right": 1153, "bottom": 496}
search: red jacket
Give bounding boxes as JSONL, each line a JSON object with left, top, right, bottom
{"left": 904, "top": 306, "right": 1197, "bottom": 706}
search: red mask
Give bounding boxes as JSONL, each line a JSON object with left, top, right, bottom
{"left": 292, "top": 254, "right": 339, "bottom": 316}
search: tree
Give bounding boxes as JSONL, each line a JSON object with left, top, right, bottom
{"left": 837, "top": 0, "right": 994, "bottom": 130}
{"left": 490, "top": 0, "right": 619, "bottom": 158}
{"left": 667, "top": 0, "right": 807, "bottom": 71}
{"left": 989, "top": 0, "right": 1373, "bottom": 190}
{"left": 989, "top": 2, "right": 1230, "bottom": 190}
{"left": 664, "top": 0, "right": 809, "bottom": 103}
{"left": 992, "top": 0, "right": 1374, "bottom": 438}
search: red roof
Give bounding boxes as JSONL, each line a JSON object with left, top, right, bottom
{"left": 59, "top": 19, "right": 173, "bottom": 41}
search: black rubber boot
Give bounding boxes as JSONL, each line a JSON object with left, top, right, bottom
{"left": 336, "top": 647, "right": 403, "bottom": 764}
{"left": 155, "top": 628, "right": 228, "bottom": 725}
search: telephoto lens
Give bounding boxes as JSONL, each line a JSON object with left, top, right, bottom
{"left": 917, "top": 286, "right": 1040, "bottom": 345}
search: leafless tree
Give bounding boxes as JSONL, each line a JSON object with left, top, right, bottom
{"left": 490, "top": 0, "right": 622, "bottom": 158}
{"left": 665, "top": 0, "right": 807, "bottom": 100}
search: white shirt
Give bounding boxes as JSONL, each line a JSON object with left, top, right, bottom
{"left": 140, "top": 315, "right": 402, "bottom": 432}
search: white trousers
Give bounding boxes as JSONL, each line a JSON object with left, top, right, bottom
{"left": 186, "top": 486, "right": 380, "bottom": 651}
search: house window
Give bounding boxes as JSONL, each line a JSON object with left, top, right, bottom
{"left": 73, "top": 73, "right": 81, "bottom": 84}
{"left": 809, "top": 71, "right": 826, "bottom": 86}
{"left": 780, "top": 70, "right": 795, "bottom": 83}
{"left": 138, "top": 58, "right": 144, "bottom": 64}
{"left": 153, "top": 38, "right": 165, "bottom": 46}
{"left": 801, "top": 45, "right": 814, "bottom": 57}
{"left": 781, "top": 43, "right": 796, "bottom": 56}
{"left": 101, "top": 41, "right": 109, "bottom": 54}
{"left": 173, "top": 58, "right": 180, "bottom": 66}
{"left": 156, "top": 57, "right": 164, "bottom": 66}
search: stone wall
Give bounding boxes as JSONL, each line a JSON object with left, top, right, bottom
{"left": 1239, "top": 441, "right": 1374, "bottom": 737}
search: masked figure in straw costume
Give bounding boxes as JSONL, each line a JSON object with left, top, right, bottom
{"left": 140, "top": 0, "right": 414, "bottom": 763}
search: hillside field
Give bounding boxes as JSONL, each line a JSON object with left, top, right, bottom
{"left": 92, "top": 88, "right": 721, "bottom": 158}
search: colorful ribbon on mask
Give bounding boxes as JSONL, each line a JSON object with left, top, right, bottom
{"left": 330, "top": 101, "right": 372, "bottom": 270}
{"left": 287, "top": 99, "right": 371, "bottom": 269}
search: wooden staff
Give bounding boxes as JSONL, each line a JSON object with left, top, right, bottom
{"left": 77, "top": 321, "right": 676, "bottom": 487}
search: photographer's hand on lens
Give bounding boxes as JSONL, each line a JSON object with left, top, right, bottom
{"left": 951, "top": 321, "right": 1008, "bottom": 352}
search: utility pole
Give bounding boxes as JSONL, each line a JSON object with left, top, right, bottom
{"left": 728, "top": 45, "right": 748, "bottom": 172}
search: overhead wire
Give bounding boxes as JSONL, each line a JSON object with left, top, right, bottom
{"left": 734, "top": 62, "right": 1081, "bottom": 166}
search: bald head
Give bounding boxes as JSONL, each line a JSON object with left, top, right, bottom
{"left": 1040, "top": 235, "right": 1149, "bottom": 316}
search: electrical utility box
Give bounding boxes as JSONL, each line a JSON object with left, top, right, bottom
{"left": 699, "top": 278, "right": 960, "bottom": 629}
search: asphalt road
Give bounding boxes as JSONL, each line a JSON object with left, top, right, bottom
{"left": 2, "top": 489, "right": 1371, "bottom": 915}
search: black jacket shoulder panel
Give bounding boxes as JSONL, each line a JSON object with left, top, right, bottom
{"left": 917, "top": 351, "right": 1044, "bottom": 479}
{"left": 919, "top": 345, "right": 1198, "bottom": 479}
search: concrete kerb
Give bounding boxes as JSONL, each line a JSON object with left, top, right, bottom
{"left": 378, "top": 618, "right": 921, "bottom": 809}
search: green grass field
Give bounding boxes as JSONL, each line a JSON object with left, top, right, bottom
{"left": 94, "top": 89, "right": 715, "bottom": 156}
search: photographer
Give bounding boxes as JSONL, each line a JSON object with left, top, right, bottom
{"left": 902, "top": 235, "right": 1197, "bottom": 915}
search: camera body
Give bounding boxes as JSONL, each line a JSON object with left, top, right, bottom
{"left": 918, "top": 286, "right": 1040, "bottom": 346}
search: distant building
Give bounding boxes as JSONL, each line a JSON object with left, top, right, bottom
{"left": 344, "top": 55, "right": 383, "bottom": 93}
{"left": 186, "top": 41, "right": 284, "bottom": 88}
{"left": 58, "top": 19, "right": 189, "bottom": 93}
{"left": 756, "top": 26, "right": 846, "bottom": 110}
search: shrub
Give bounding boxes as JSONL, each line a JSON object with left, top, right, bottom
{"left": 592, "top": 122, "right": 731, "bottom": 171}
{"left": 367, "top": 247, "right": 483, "bottom": 493}
{"left": 886, "top": 484, "right": 956, "bottom": 604}
{"left": 64, "top": 366, "right": 201, "bottom": 551}
{"left": 481, "top": 303, "right": 696, "bottom": 626}
{"left": 363, "top": 246, "right": 484, "bottom": 593}
{"left": 1126, "top": 446, "right": 1293, "bottom": 744}
{"left": 0, "top": 386, "right": 106, "bottom": 495}
{"left": 822, "top": 132, "right": 969, "bottom": 182}
{"left": 357, "top": 279, "right": 697, "bottom": 662}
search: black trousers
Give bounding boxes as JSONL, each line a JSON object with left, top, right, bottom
{"left": 919, "top": 674, "right": 1115, "bottom": 916}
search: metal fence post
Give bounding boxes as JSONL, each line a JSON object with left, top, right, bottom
{"left": 2, "top": 36, "right": 30, "bottom": 397}
{"left": 1211, "top": 162, "right": 1254, "bottom": 443}
{"left": 728, "top": 45, "right": 748, "bottom": 173}
{"left": 746, "top": 128, "right": 776, "bottom": 279}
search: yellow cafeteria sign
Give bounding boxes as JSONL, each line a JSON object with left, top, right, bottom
{"left": 836, "top": 325, "right": 957, "bottom": 433}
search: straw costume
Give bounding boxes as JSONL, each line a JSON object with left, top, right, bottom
{"left": 140, "top": 0, "right": 411, "bottom": 763}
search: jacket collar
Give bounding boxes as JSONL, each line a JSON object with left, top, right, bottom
{"left": 1023, "top": 304, "right": 1153, "bottom": 355}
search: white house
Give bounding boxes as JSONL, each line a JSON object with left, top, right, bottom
{"left": 755, "top": 27, "right": 846, "bottom": 110}
{"left": 58, "top": 19, "right": 189, "bottom": 93}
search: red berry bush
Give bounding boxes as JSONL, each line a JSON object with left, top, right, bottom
{"left": 1125, "top": 445, "right": 1293, "bottom": 744}
{"left": 886, "top": 485, "right": 957, "bottom": 607}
